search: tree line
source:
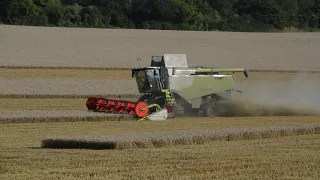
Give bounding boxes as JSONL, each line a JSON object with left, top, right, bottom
{"left": 0, "top": 0, "right": 319, "bottom": 32}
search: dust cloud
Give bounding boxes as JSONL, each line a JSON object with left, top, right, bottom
{"left": 219, "top": 73, "right": 320, "bottom": 117}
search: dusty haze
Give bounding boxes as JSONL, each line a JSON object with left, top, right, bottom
{"left": 227, "top": 73, "right": 320, "bottom": 116}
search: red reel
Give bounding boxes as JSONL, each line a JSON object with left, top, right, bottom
{"left": 86, "top": 97, "right": 150, "bottom": 118}
{"left": 135, "top": 102, "right": 149, "bottom": 117}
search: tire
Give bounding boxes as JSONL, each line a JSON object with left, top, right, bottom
{"left": 203, "top": 103, "right": 217, "bottom": 117}
{"left": 138, "top": 94, "right": 177, "bottom": 118}
{"left": 166, "top": 102, "right": 178, "bottom": 118}
{"left": 183, "top": 104, "right": 198, "bottom": 117}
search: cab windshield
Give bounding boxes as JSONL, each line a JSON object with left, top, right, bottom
{"left": 134, "top": 69, "right": 160, "bottom": 91}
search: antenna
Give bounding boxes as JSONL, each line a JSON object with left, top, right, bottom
{"left": 136, "top": 58, "right": 142, "bottom": 68}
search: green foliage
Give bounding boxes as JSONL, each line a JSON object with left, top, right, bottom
{"left": 308, "top": 0, "right": 320, "bottom": 28}
{"left": 62, "top": 4, "right": 82, "bottom": 27}
{"left": 195, "top": 1, "right": 221, "bottom": 31}
{"left": 0, "top": 1, "right": 8, "bottom": 23}
{"left": 1, "top": 0, "right": 319, "bottom": 31}
{"left": 37, "top": 0, "right": 61, "bottom": 6}
{"left": 7, "top": 0, "right": 40, "bottom": 24}
{"left": 31, "top": 9, "right": 48, "bottom": 26}
{"left": 297, "top": 0, "right": 319, "bottom": 29}
{"left": 45, "top": 3, "right": 64, "bottom": 26}
{"left": 79, "top": 5, "right": 103, "bottom": 27}
{"left": 278, "top": 0, "right": 299, "bottom": 27}
{"left": 236, "top": 0, "right": 285, "bottom": 29}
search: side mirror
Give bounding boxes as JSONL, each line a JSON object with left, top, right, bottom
{"left": 154, "top": 70, "right": 159, "bottom": 76}
{"left": 243, "top": 69, "right": 249, "bottom": 78}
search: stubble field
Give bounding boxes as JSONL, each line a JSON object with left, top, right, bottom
{"left": 1, "top": 24, "right": 320, "bottom": 179}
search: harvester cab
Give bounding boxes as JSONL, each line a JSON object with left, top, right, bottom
{"left": 131, "top": 66, "right": 169, "bottom": 93}
{"left": 86, "top": 54, "right": 249, "bottom": 121}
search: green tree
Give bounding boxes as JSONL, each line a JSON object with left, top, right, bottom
{"left": 31, "top": 9, "right": 48, "bottom": 26}
{"left": 208, "top": 0, "right": 237, "bottom": 18}
{"left": 7, "top": 0, "right": 40, "bottom": 24}
{"left": 317, "top": 0, "right": 320, "bottom": 27}
{"left": 297, "top": 0, "right": 314, "bottom": 28}
{"left": 278, "top": 0, "right": 299, "bottom": 28}
{"left": 236, "top": 0, "right": 286, "bottom": 29}
{"left": 193, "top": 1, "right": 221, "bottom": 31}
{"left": 310, "top": 0, "right": 320, "bottom": 28}
{"left": 36, "top": 0, "right": 61, "bottom": 6}
{"left": 0, "top": 0, "right": 8, "bottom": 23}
{"left": 79, "top": 5, "right": 103, "bottom": 28}
{"left": 0, "top": 0, "right": 319, "bottom": 31}
{"left": 62, "top": 3, "right": 82, "bottom": 27}
{"left": 45, "top": 3, "right": 64, "bottom": 26}
{"left": 100, "top": 0, "right": 133, "bottom": 28}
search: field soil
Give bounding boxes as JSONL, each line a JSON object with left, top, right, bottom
{"left": 0, "top": 98, "right": 137, "bottom": 111}
{"left": 0, "top": 69, "right": 132, "bottom": 79}
{"left": 0, "top": 110, "right": 127, "bottom": 120}
{"left": 1, "top": 69, "right": 319, "bottom": 99}
{"left": 0, "top": 68, "right": 316, "bottom": 81}
{"left": 1, "top": 25, "right": 320, "bottom": 70}
{"left": 0, "top": 78, "right": 138, "bottom": 95}
{"left": 0, "top": 98, "right": 87, "bottom": 111}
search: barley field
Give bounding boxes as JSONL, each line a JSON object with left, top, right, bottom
{"left": 1, "top": 134, "right": 320, "bottom": 179}
{"left": 1, "top": 118, "right": 320, "bottom": 179}
{"left": 0, "top": 68, "right": 132, "bottom": 79}
{"left": 42, "top": 123, "right": 320, "bottom": 150}
{"left": 0, "top": 78, "right": 138, "bottom": 95}
{"left": 1, "top": 25, "right": 320, "bottom": 179}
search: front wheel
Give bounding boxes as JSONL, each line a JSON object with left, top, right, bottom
{"left": 166, "top": 102, "right": 178, "bottom": 118}
{"left": 202, "top": 103, "right": 218, "bottom": 117}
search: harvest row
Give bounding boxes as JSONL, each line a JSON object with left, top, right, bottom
{"left": 42, "top": 124, "right": 320, "bottom": 150}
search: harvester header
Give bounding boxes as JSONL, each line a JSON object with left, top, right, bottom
{"left": 86, "top": 54, "right": 248, "bottom": 121}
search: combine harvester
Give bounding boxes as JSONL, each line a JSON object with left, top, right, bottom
{"left": 86, "top": 54, "right": 248, "bottom": 121}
